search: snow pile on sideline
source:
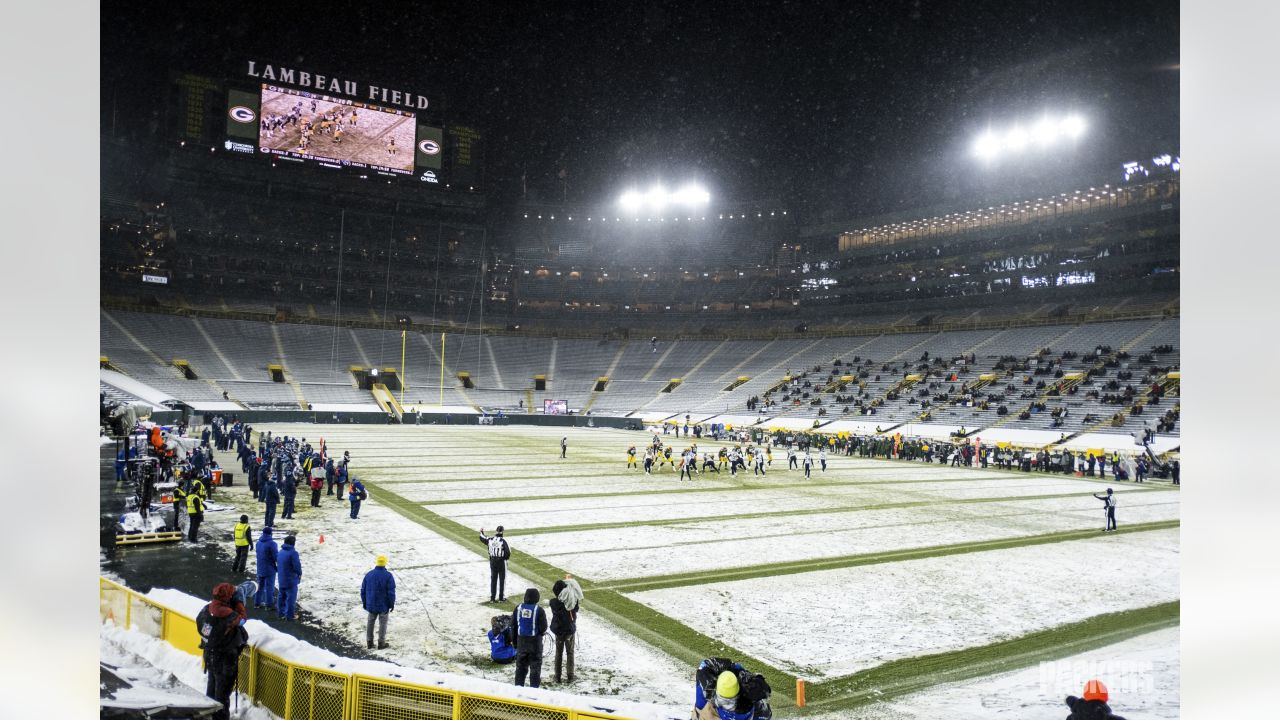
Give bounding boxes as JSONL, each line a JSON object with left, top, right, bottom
{"left": 144, "top": 586, "right": 686, "bottom": 720}
{"left": 102, "top": 620, "right": 274, "bottom": 720}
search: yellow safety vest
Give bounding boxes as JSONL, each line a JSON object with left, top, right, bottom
{"left": 186, "top": 493, "right": 204, "bottom": 515}
{"left": 233, "top": 522, "right": 250, "bottom": 546}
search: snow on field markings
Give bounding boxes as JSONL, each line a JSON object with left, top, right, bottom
{"left": 488, "top": 490, "right": 1164, "bottom": 537}
{"left": 601, "top": 519, "right": 1179, "bottom": 593}
{"left": 631, "top": 529, "right": 1179, "bottom": 679}
{"left": 412, "top": 479, "right": 1061, "bottom": 505}
{"left": 527, "top": 497, "right": 1182, "bottom": 567}
{"left": 430, "top": 479, "right": 1144, "bottom": 525}
{"left": 811, "top": 625, "right": 1181, "bottom": 719}
{"left": 805, "top": 602, "right": 1179, "bottom": 711}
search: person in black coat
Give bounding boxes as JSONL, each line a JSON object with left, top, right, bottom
{"left": 479, "top": 526, "right": 511, "bottom": 602}
{"left": 548, "top": 579, "right": 579, "bottom": 684}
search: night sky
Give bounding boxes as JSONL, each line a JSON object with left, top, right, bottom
{"left": 102, "top": 1, "right": 1179, "bottom": 221}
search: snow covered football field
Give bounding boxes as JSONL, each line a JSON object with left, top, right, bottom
{"left": 193, "top": 423, "right": 1179, "bottom": 717}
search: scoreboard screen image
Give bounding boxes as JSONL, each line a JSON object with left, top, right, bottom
{"left": 226, "top": 84, "right": 444, "bottom": 183}
{"left": 543, "top": 399, "right": 569, "bottom": 415}
{"left": 258, "top": 85, "right": 416, "bottom": 174}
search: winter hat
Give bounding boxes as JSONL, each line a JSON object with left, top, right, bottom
{"left": 1082, "top": 679, "right": 1108, "bottom": 702}
{"left": 376, "top": 555, "right": 387, "bottom": 567}
{"left": 212, "top": 583, "right": 236, "bottom": 602}
{"left": 239, "top": 514, "right": 249, "bottom": 523}
{"left": 495, "top": 525, "right": 504, "bottom": 535}
{"left": 716, "top": 671, "right": 740, "bottom": 699}
{"left": 522, "top": 587, "right": 540, "bottom": 604}
{"left": 552, "top": 579, "right": 567, "bottom": 596}
{"left": 284, "top": 535, "right": 296, "bottom": 546}
{"left": 262, "top": 526, "right": 273, "bottom": 535}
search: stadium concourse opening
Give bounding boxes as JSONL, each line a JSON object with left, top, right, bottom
{"left": 101, "top": 2, "right": 1180, "bottom": 718}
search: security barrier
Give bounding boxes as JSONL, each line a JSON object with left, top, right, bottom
{"left": 100, "top": 577, "right": 636, "bottom": 720}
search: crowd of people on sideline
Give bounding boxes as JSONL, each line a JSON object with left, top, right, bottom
{"left": 634, "top": 426, "right": 1179, "bottom": 482}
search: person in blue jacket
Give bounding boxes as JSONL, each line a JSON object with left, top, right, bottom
{"left": 360, "top": 555, "right": 396, "bottom": 649}
{"left": 348, "top": 478, "right": 366, "bottom": 519}
{"left": 276, "top": 535, "right": 302, "bottom": 621}
{"left": 487, "top": 616, "right": 517, "bottom": 664}
{"left": 263, "top": 476, "right": 280, "bottom": 528}
{"left": 115, "top": 447, "right": 128, "bottom": 482}
{"left": 511, "top": 587, "right": 548, "bottom": 687}
{"left": 253, "top": 527, "right": 278, "bottom": 609}
{"left": 693, "top": 657, "right": 772, "bottom": 720}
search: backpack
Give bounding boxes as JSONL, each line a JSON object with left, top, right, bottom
{"left": 359, "top": 486, "right": 368, "bottom": 500}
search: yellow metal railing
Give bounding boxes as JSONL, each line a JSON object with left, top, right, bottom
{"left": 100, "top": 577, "right": 636, "bottom": 720}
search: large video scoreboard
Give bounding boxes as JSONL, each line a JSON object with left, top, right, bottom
{"left": 218, "top": 60, "right": 460, "bottom": 187}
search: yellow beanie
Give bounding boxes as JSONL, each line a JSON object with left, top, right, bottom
{"left": 376, "top": 555, "right": 388, "bottom": 567}
{"left": 716, "top": 670, "right": 739, "bottom": 699}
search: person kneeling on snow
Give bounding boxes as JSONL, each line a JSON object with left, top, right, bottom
{"left": 486, "top": 615, "right": 517, "bottom": 664}
{"left": 693, "top": 657, "right": 772, "bottom": 720}
{"left": 1066, "top": 679, "right": 1127, "bottom": 720}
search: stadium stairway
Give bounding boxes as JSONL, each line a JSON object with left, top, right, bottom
{"left": 640, "top": 340, "right": 680, "bottom": 381}
{"left": 101, "top": 310, "right": 171, "bottom": 369}
{"left": 712, "top": 338, "right": 778, "bottom": 386}
{"left": 680, "top": 339, "right": 727, "bottom": 379}
{"left": 579, "top": 341, "right": 632, "bottom": 413}
{"left": 269, "top": 324, "right": 311, "bottom": 409}
{"left": 370, "top": 383, "right": 404, "bottom": 419}
{"left": 483, "top": 337, "right": 507, "bottom": 390}
{"left": 346, "top": 329, "right": 375, "bottom": 369}
{"left": 190, "top": 318, "right": 245, "bottom": 380}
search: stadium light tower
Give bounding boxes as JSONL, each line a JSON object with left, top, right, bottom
{"left": 617, "top": 182, "right": 711, "bottom": 215}
{"left": 973, "top": 112, "right": 1087, "bottom": 161}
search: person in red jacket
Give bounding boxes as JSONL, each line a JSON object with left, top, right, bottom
{"left": 196, "top": 583, "right": 248, "bottom": 720}
{"left": 308, "top": 472, "right": 323, "bottom": 507}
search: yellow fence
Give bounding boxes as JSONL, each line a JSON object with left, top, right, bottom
{"left": 101, "top": 577, "right": 633, "bottom": 720}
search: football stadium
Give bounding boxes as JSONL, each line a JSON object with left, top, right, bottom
{"left": 93, "top": 4, "right": 1192, "bottom": 719}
